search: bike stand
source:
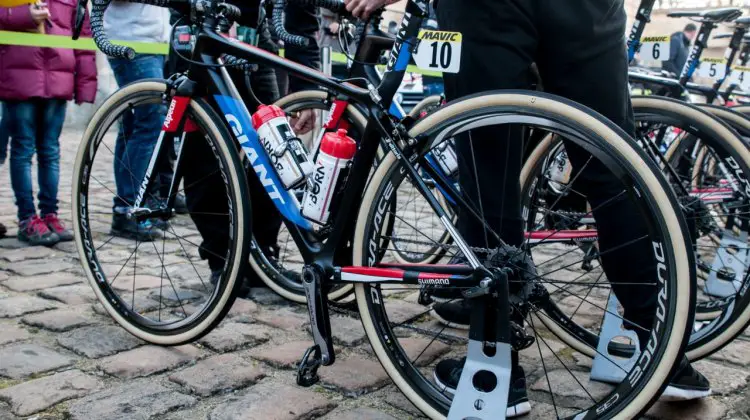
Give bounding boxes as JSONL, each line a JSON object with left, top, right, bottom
{"left": 590, "top": 294, "right": 641, "bottom": 384}
{"left": 448, "top": 271, "right": 512, "bottom": 420}
{"left": 448, "top": 339, "right": 512, "bottom": 420}
{"left": 704, "top": 230, "right": 748, "bottom": 298}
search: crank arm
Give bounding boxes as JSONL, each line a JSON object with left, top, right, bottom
{"left": 302, "top": 265, "right": 335, "bottom": 366}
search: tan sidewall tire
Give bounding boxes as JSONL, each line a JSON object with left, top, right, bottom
{"left": 699, "top": 105, "right": 750, "bottom": 136}
{"left": 353, "top": 92, "right": 692, "bottom": 419}
{"left": 647, "top": 100, "right": 750, "bottom": 361}
{"left": 72, "top": 81, "right": 247, "bottom": 345}
{"left": 524, "top": 97, "right": 750, "bottom": 362}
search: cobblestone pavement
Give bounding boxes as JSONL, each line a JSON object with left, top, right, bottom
{"left": 1, "top": 129, "right": 750, "bottom": 420}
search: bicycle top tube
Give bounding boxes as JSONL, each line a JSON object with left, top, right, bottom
{"left": 86, "top": 0, "right": 428, "bottom": 112}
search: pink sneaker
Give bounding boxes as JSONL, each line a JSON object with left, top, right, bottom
{"left": 42, "top": 213, "right": 74, "bottom": 242}
{"left": 18, "top": 215, "right": 60, "bottom": 246}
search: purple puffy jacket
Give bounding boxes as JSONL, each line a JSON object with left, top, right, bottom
{"left": 0, "top": 0, "right": 97, "bottom": 103}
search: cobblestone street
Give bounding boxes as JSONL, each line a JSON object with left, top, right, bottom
{"left": 0, "top": 129, "right": 749, "bottom": 420}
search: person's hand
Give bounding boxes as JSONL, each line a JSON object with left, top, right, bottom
{"left": 344, "top": 0, "right": 398, "bottom": 19}
{"left": 30, "top": 2, "right": 50, "bottom": 26}
{"left": 328, "top": 22, "right": 340, "bottom": 34}
{"left": 290, "top": 109, "right": 316, "bottom": 135}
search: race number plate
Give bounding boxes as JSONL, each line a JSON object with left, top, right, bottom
{"left": 413, "top": 30, "right": 462, "bottom": 73}
{"left": 698, "top": 58, "right": 727, "bottom": 80}
{"left": 730, "top": 66, "right": 750, "bottom": 90}
{"left": 640, "top": 35, "right": 670, "bottom": 62}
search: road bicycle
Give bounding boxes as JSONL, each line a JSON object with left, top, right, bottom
{"left": 73, "top": 0, "right": 697, "bottom": 417}
{"left": 627, "top": 5, "right": 750, "bottom": 135}
{"left": 251, "top": 0, "right": 750, "bottom": 367}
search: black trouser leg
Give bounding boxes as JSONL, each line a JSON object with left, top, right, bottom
{"left": 536, "top": 0, "right": 656, "bottom": 340}
{"left": 438, "top": 0, "right": 536, "bottom": 250}
{"left": 439, "top": 0, "right": 657, "bottom": 343}
{"left": 182, "top": 132, "right": 230, "bottom": 271}
{"left": 181, "top": 21, "right": 285, "bottom": 275}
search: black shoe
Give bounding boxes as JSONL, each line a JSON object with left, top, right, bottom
{"left": 433, "top": 358, "right": 531, "bottom": 418}
{"left": 431, "top": 299, "right": 471, "bottom": 329}
{"left": 660, "top": 357, "right": 711, "bottom": 401}
{"left": 174, "top": 193, "right": 188, "bottom": 215}
{"left": 111, "top": 212, "right": 163, "bottom": 242}
{"left": 0, "top": 222, "right": 6, "bottom": 239}
{"left": 143, "top": 198, "right": 171, "bottom": 230}
{"left": 210, "top": 268, "right": 221, "bottom": 286}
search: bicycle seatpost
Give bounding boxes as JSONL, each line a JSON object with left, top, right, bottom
{"left": 678, "top": 21, "right": 717, "bottom": 86}
{"left": 626, "top": 0, "right": 657, "bottom": 63}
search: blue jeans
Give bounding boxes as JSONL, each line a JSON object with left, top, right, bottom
{"left": 5, "top": 99, "right": 66, "bottom": 220}
{"left": 0, "top": 102, "right": 9, "bottom": 165}
{"left": 108, "top": 54, "right": 166, "bottom": 209}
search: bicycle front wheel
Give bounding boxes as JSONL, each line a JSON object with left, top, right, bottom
{"left": 72, "top": 80, "right": 251, "bottom": 345}
{"left": 522, "top": 97, "right": 750, "bottom": 363}
{"left": 353, "top": 91, "right": 694, "bottom": 419}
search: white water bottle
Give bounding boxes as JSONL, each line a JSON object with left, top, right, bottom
{"left": 252, "top": 105, "right": 313, "bottom": 189}
{"left": 301, "top": 129, "right": 357, "bottom": 224}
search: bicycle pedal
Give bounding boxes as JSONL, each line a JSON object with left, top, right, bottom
{"left": 417, "top": 288, "right": 434, "bottom": 305}
{"left": 511, "top": 322, "right": 535, "bottom": 351}
{"left": 462, "top": 285, "right": 490, "bottom": 299}
{"left": 296, "top": 345, "right": 322, "bottom": 387}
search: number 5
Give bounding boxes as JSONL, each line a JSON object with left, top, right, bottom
{"left": 709, "top": 63, "right": 717, "bottom": 78}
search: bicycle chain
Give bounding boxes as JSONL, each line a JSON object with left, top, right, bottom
{"left": 381, "top": 235, "right": 497, "bottom": 255}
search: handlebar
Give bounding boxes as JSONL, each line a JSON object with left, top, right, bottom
{"left": 87, "top": 0, "right": 178, "bottom": 59}
{"left": 270, "top": 0, "right": 347, "bottom": 47}
{"left": 80, "top": 0, "right": 348, "bottom": 59}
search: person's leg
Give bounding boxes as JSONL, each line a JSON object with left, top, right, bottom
{"left": 109, "top": 54, "right": 166, "bottom": 208}
{"left": 36, "top": 99, "right": 65, "bottom": 218}
{"left": 6, "top": 101, "right": 38, "bottom": 222}
{"left": 536, "top": 0, "right": 653, "bottom": 341}
{"left": 181, "top": 131, "right": 230, "bottom": 274}
{"left": 108, "top": 54, "right": 167, "bottom": 240}
{"left": 438, "top": 0, "right": 537, "bottom": 249}
{"left": 247, "top": 23, "right": 284, "bottom": 256}
{"left": 537, "top": 0, "right": 710, "bottom": 397}
{"left": 36, "top": 99, "right": 74, "bottom": 241}
{"left": 433, "top": 1, "right": 538, "bottom": 415}
{"left": 6, "top": 100, "right": 58, "bottom": 245}
{"left": 0, "top": 102, "right": 9, "bottom": 165}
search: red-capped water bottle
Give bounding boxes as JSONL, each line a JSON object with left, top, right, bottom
{"left": 301, "top": 129, "right": 357, "bottom": 224}
{"left": 252, "top": 105, "right": 313, "bottom": 189}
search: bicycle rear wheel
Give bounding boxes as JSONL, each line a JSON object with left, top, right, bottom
{"left": 73, "top": 80, "right": 250, "bottom": 345}
{"left": 522, "top": 96, "right": 750, "bottom": 362}
{"left": 353, "top": 91, "right": 694, "bottom": 419}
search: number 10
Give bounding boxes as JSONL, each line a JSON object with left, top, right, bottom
{"left": 430, "top": 41, "right": 452, "bottom": 69}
